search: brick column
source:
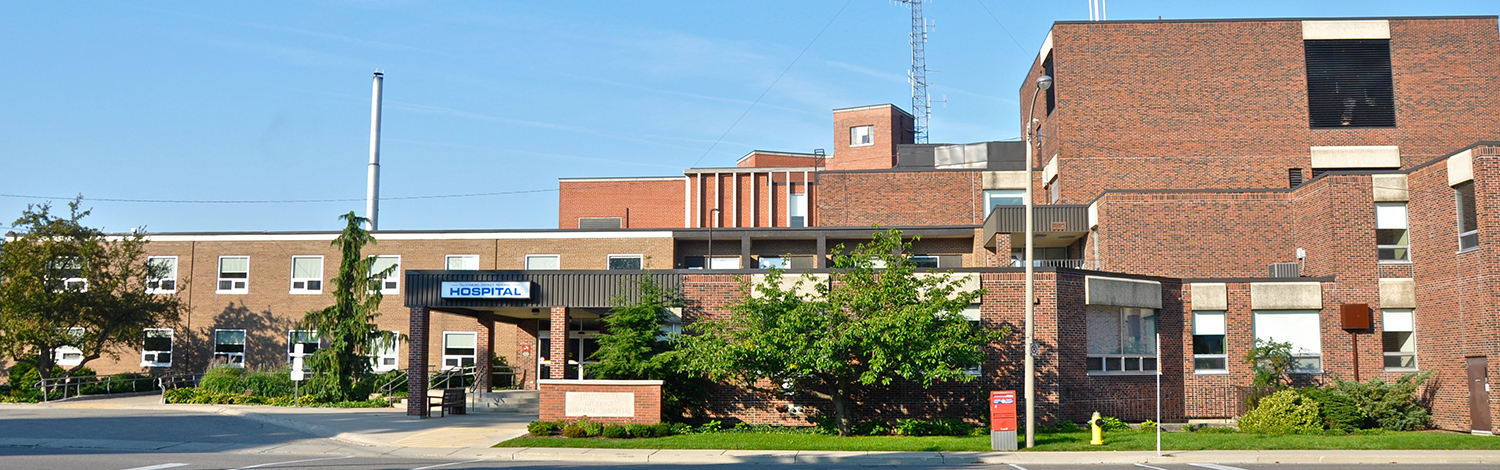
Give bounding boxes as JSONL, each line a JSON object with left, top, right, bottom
{"left": 407, "top": 306, "right": 430, "bottom": 418}
{"left": 516, "top": 319, "right": 539, "bottom": 390}
{"left": 549, "top": 306, "right": 568, "bottom": 379}
{"left": 475, "top": 314, "right": 494, "bottom": 392}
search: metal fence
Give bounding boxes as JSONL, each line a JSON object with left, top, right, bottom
{"left": 36, "top": 373, "right": 202, "bottom": 402}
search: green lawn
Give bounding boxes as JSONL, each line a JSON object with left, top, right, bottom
{"left": 498, "top": 430, "right": 1500, "bottom": 452}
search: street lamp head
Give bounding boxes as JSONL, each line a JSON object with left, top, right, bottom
{"left": 1037, "top": 75, "right": 1053, "bottom": 91}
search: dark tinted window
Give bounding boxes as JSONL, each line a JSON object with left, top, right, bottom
{"left": 1305, "top": 39, "right": 1395, "bottom": 128}
{"left": 1042, "top": 54, "right": 1056, "bottom": 114}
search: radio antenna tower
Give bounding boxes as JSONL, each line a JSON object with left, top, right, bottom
{"left": 899, "top": 0, "right": 932, "bottom": 144}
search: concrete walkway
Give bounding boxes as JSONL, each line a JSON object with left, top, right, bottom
{"left": 5, "top": 395, "right": 1500, "bottom": 465}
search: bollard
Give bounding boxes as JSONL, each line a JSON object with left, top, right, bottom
{"left": 1089, "top": 411, "right": 1104, "bottom": 446}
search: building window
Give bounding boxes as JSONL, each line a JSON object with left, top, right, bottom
{"left": 912, "top": 256, "right": 940, "bottom": 268}
{"left": 1048, "top": 181, "right": 1060, "bottom": 203}
{"left": 1382, "top": 309, "right": 1416, "bottom": 370}
{"left": 607, "top": 254, "right": 643, "bottom": 270}
{"left": 1376, "top": 203, "right": 1410, "bottom": 262}
{"left": 709, "top": 256, "right": 741, "bottom": 269}
{"left": 217, "top": 256, "right": 249, "bottom": 293}
{"left": 146, "top": 257, "right": 178, "bottom": 293}
{"left": 442, "top": 332, "right": 477, "bottom": 370}
{"left": 1042, "top": 53, "right": 1056, "bottom": 114}
{"left": 370, "top": 330, "right": 400, "bottom": 372}
{"left": 213, "top": 329, "right": 246, "bottom": 367}
{"left": 141, "top": 328, "right": 172, "bottom": 367}
{"left": 1456, "top": 182, "right": 1479, "bottom": 251}
{"left": 1253, "top": 310, "right": 1322, "bottom": 373}
{"left": 1192, "top": 311, "right": 1227, "bottom": 373}
{"left": 290, "top": 256, "right": 323, "bottom": 294}
{"left": 962, "top": 305, "right": 983, "bottom": 376}
{"left": 759, "top": 257, "right": 788, "bottom": 269}
{"left": 789, "top": 192, "right": 807, "bottom": 227}
{"left": 525, "top": 254, "right": 561, "bottom": 270}
{"left": 54, "top": 327, "right": 85, "bottom": 366}
{"left": 446, "top": 255, "right": 480, "bottom": 270}
{"left": 370, "top": 256, "right": 400, "bottom": 294}
{"left": 983, "top": 189, "right": 1025, "bottom": 215}
{"left": 850, "top": 125, "right": 873, "bottom": 146}
{"left": 1086, "top": 307, "right": 1157, "bottom": 374}
{"left": 1288, "top": 168, "right": 1305, "bottom": 188}
{"left": 287, "top": 330, "right": 320, "bottom": 363}
{"left": 1304, "top": 39, "right": 1395, "bottom": 128}
{"left": 54, "top": 258, "right": 86, "bottom": 291}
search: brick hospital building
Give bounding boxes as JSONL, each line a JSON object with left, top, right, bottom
{"left": 36, "top": 16, "right": 1500, "bottom": 433}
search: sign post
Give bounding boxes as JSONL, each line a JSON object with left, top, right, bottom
{"left": 990, "top": 390, "right": 1018, "bottom": 451}
{"left": 291, "top": 344, "right": 305, "bottom": 406}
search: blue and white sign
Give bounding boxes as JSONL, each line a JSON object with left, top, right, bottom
{"left": 441, "top": 281, "right": 531, "bottom": 299}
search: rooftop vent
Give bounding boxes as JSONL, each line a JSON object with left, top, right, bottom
{"left": 579, "top": 217, "right": 622, "bottom": 230}
{"left": 1269, "top": 262, "right": 1301, "bottom": 278}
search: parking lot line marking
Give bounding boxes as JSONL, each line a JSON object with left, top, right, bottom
{"left": 1190, "top": 464, "right": 1249, "bottom": 470}
{"left": 1134, "top": 464, "right": 1168, "bottom": 470}
{"left": 119, "top": 464, "right": 189, "bottom": 470}
{"left": 1008, "top": 464, "right": 1029, "bottom": 470}
{"left": 231, "top": 456, "right": 354, "bottom": 469}
{"left": 411, "top": 459, "right": 485, "bottom": 470}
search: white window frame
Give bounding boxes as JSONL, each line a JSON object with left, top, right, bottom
{"left": 445, "top": 254, "right": 480, "bottom": 270}
{"left": 1456, "top": 182, "right": 1479, "bottom": 251}
{"left": 1253, "top": 310, "right": 1323, "bottom": 374}
{"left": 788, "top": 192, "right": 807, "bottom": 227}
{"left": 1382, "top": 309, "right": 1417, "bottom": 371}
{"left": 525, "top": 254, "right": 561, "bottom": 270}
{"left": 146, "top": 256, "right": 178, "bottom": 294}
{"left": 370, "top": 255, "right": 400, "bottom": 294}
{"left": 758, "top": 256, "right": 788, "bottom": 269}
{"left": 217, "top": 256, "right": 249, "bottom": 293}
{"left": 850, "top": 125, "right": 874, "bottom": 147}
{"left": 289, "top": 256, "right": 324, "bottom": 294}
{"left": 912, "top": 255, "right": 940, "bottom": 268}
{"left": 983, "top": 189, "right": 1026, "bottom": 214}
{"left": 1192, "top": 311, "right": 1228, "bottom": 374}
{"left": 371, "top": 330, "right": 400, "bottom": 372}
{"left": 1376, "top": 203, "right": 1410, "bottom": 263}
{"left": 213, "top": 328, "right": 247, "bottom": 368}
{"left": 55, "top": 258, "right": 87, "bottom": 292}
{"left": 286, "top": 329, "right": 321, "bottom": 365}
{"left": 1086, "top": 307, "right": 1158, "bottom": 375}
{"left": 708, "top": 256, "right": 741, "bottom": 270}
{"left": 607, "top": 254, "right": 644, "bottom": 270}
{"left": 54, "top": 327, "right": 85, "bottom": 366}
{"left": 141, "top": 328, "right": 173, "bottom": 368}
{"left": 442, "top": 331, "right": 478, "bottom": 370}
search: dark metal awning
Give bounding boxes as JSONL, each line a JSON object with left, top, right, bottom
{"left": 982, "top": 204, "right": 1090, "bottom": 249}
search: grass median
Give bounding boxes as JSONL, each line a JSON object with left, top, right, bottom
{"left": 498, "top": 429, "right": 1500, "bottom": 452}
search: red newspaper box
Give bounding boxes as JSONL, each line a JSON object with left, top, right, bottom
{"left": 990, "top": 390, "right": 1017, "bottom": 431}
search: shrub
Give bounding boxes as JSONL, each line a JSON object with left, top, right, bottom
{"left": 1330, "top": 372, "right": 1432, "bottom": 431}
{"left": 890, "top": 418, "right": 973, "bottom": 436}
{"left": 1051, "top": 420, "right": 1081, "bottom": 433}
{"left": 625, "top": 423, "right": 653, "bottom": 438}
{"left": 1099, "top": 416, "right": 1131, "bottom": 432}
{"left": 1298, "top": 387, "right": 1365, "bottom": 432}
{"left": 576, "top": 418, "right": 604, "bottom": 437}
{"left": 697, "top": 419, "right": 724, "bottom": 434}
{"left": 852, "top": 420, "right": 890, "bottom": 436}
{"left": 242, "top": 369, "right": 294, "bottom": 397}
{"left": 199, "top": 366, "right": 247, "bottom": 394}
{"left": 562, "top": 425, "right": 588, "bottom": 438}
{"left": 669, "top": 422, "right": 692, "bottom": 435}
{"left": 650, "top": 422, "right": 675, "bottom": 437}
{"left": 602, "top": 424, "right": 628, "bottom": 439}
{"left": 1139, "top": 420, "right": 1158, "bottom": 433}
{"left": 1239, "top": 389, "right": 1323, "bottom": 434}
{"left": 527, "top": 420, "right": 561, "bottom": 437}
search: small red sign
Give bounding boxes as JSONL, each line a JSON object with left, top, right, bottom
{"left": 990, "top": 390, "right": 1017, "bottom": 431}
{"left": 521, "top": 345, "right": 531, "bottom": 354}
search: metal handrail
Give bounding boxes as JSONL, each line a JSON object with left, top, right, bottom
{"left": 36, "top": 373, "right": 180, "bottom": 402}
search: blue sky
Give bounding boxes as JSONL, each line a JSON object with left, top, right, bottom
{"left": 0, "top": 1, "right": 1492, "bottom": 233}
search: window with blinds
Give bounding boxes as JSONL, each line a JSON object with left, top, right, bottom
{"left": 1305, "top": 39, "right": 1395, "bottom": 128}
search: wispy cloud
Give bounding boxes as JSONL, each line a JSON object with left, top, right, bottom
{"left": 389, "top": 138, "right": 683, "bottom": 171}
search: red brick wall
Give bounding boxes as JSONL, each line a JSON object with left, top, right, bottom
{"left": 1021, "top": 18, "right": 1500, "bottom": 205}
{"left": 828, "top": 105, "right": 914, "bottom": 171}
{"left": 738, "top": 152, "right": 822, "bottom": 169}
{"left": 1092, "top": 191, "right": 1294, "bottom": 278}
{"left": 558, "top": 179, "right": 685, "bottom": 229}
{"left": 539, "top": 382, "right": 663, "bottom": 424}
{"left": 814, "top": 170, "right": 984, "bottom": 227}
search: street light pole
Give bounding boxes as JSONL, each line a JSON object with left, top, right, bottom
{"left": 1024, "top": 74, "right": 1052, "bottom": 450}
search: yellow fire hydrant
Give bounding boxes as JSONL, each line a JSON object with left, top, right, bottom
{"left": 1089, "top": 411, "right": 1104, "bottom": 446}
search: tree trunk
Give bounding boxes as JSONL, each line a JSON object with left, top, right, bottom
{"left": 833, "top": 383, "right": 851, "bottom": 437}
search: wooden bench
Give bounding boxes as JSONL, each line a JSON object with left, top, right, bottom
{"left": 426, "top": 388, "right": 466, "bottom": 417}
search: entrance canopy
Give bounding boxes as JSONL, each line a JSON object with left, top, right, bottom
{"left": 404, "top": 270, "right": 683, "bottom": 318}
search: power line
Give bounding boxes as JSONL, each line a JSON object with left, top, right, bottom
{"left": 974, "top": 0, "right": 1028, "bottom": 54}
{"left": 688, "top": 0, "right": 854, "bottom": 168}
{"left": 0, "top": 188, "right": 558, "bottom": 205}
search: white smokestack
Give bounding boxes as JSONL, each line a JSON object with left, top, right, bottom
{"left": 366, "top": 71, "right": 384, "bottom": 231}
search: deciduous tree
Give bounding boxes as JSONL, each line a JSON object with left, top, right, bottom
{"left": 677, "top": 229, "right": 1005, "bottom": 436}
